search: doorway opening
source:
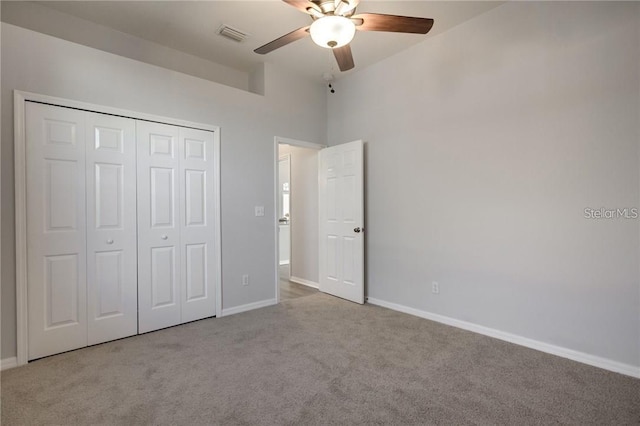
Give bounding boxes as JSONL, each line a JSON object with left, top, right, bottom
{"left": 274, "top": 137, "right": 324, "bottom": 302}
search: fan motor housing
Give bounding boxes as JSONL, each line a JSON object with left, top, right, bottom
{"left": 315, "top": 0, "right": 337, "bottom": 14}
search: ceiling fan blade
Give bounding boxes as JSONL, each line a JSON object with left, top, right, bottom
{"left": 333, "top": 44, "right": 355, "bottom": 72}
{"left": 352, "top": 13, "right": 434, "bottom": 34}
{"left": 254, "top": 26, "right": 310, "bottom": 54}
{"left": 282, "top": 0, "right": 322, "bottom": 15}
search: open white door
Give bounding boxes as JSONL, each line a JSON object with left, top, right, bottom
{"left": 318, "top": 140, "right": 364, "bottom": 304}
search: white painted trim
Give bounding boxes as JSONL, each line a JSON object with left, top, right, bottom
{"left": 1, "top": 357, "right": 18, "bottom": 371}
{"left": 14, "top": 90, "right": 222, "bottom": 366}
{"left": 15, "top": 91, "right": 219, "bottom": 132}
{"left": 366, "top": 297, "right": 640, "bottom": 379}
{"left": 221, "top": 299, "right": 277, "bottom": 317}
{"left": 14, "top": 92, "right": 29, "bottom": 366}
{"left": 275, "top": 136, "right": 326, "bottom": 150}
{"left": 213, "top": 129, "right": 223, "bottom": 320}
{"left": 278, "top": 153, "right": 291, "bottom": 276}
{"left": 273, "top": 136, "right": 324, "bottom": 303}
{"left": 273, "top": 140, "right": 280, "bottom": 304}
{"left": 289, "top": 276, "right": 319, "bottom": 289}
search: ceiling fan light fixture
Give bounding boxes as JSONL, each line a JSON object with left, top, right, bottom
{"left": 309, "top": 16, "right": 356, "bottom": 49}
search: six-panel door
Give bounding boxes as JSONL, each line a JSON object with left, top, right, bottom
{"left": 137, "top": 122, "right": 183, "bottom": 333}
{"left": 26, "top": 102, "right": 89, "bottom": 359}
{"left": 318, "top": 140, "right": 364, "bottom": 304}
{"left": 137, "top": 122, "right": 217, "bottom": 333}
{"left": 179, "top": 128, "right": 216, "bottom": 323}
{"left": 26, "top": 102, "right": 219, "bottom": 358}
{"left": 85, "top": 113, "right": 138, "bottom": 345}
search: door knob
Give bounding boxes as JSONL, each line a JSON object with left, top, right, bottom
{"left": 354, "top": 227, "right": 361, "bottom": 233}
{"left": 106, "top": 239, "right": 114, "bottom": 245}
{"left": 161, "top": 235, "right": 168, "bottom": 240}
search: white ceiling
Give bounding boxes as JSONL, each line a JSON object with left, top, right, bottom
{"left": 36, "top": 1, "right": 503, "bottom": 80}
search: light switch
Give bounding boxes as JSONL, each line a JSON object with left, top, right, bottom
{"left": 255, "top": 206, "right": 265, "bottom": 217}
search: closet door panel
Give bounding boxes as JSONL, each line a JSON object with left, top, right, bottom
{"left": 137, "top": 121, "right": 182, "bottom": 333}
{"left": 26, "top": 102, "right": 88, "bottom": 360}
{"left": 86, "top": 113, "right": 138, "bottom": 345}
{"left": 179, "top": 128, "right": 216, "bottom": 322}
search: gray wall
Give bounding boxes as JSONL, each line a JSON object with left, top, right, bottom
{"left": 280, "top": 144, "right": 319, "bottom": 284}
{"left": 1, "top": 23, "right": 327, "bottom": 359}
{"left": 1, "top": 1, "right": 250, "bottom": 92}
{"left": 328, "top": 2, "right": 640, "bottom": 367}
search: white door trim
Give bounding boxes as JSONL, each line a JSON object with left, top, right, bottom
{"left": 273, "top": 137, "right": 325, "bottom": 303}
{"left": 278, "top": 153, "right": 291, "bottom": 274}
{"left": 14, "top": 90, "right": 222, "bottom": 366}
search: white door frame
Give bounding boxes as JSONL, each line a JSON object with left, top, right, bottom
{"left": 273, "top": 137, "right": 325, "bottom": 303}
{"left": 14, "top": 90, "right": 222, "bottom": 366}
{"left": 278, "top": 153, "right": 291, "bottom": 274}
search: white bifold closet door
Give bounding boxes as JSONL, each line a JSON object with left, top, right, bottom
{"left": 85, "top": 113, "right": 138, "bottom": 345}
{"left": 136, "top": 121, "right": 216, "bottom": 333}
{"left": 26, "top": 102, "right": 138, "bottom": 360}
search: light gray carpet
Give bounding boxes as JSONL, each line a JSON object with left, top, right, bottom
{"left": 2, "top": 293, "right": 639, "bottom": 425}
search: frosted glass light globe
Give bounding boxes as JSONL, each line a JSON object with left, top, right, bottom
{"left": 309, "top": 16, "right": 356, "bottom": 49}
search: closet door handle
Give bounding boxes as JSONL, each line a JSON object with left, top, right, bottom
{"left": 161, "top": 235, "right": 168, "bottom": 240}
{"left": 106, "top": 239, "right": 114, "bottom": 245}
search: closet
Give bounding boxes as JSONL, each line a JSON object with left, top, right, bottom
{"left": 136, "top": 121, "right": 216, "bottom": 333}
{"left": 25, "top": 101, "right": 218, "bottom": 360}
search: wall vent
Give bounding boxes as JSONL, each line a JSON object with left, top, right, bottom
{"left": 217, "top": 24, "right": 250, "bottom": 43}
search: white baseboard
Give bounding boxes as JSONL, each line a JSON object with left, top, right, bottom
{"left": 221, "top": 298, "right": 277, "bottom": 317}
{"left": 366, "top": 297, "right": 640, "bottom": 379}
{"left": 1, "top": 357, "right": 18, "bottom": 371}
{"left": 289, "top": 276, "right": 319, "bottom": 289}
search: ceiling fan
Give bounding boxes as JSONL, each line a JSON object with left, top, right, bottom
{"left": 254, "top": 0, "right": 434, "bottom": 72}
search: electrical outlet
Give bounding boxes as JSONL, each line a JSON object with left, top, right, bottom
{"left": 432, "top": 281, "right": 439, "bottom": 295}
{"left": 242, "top": 274, "right": 249, "bottom": 286}
{"left": 254, "top": 206, "right": 265, "bottom": 217}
